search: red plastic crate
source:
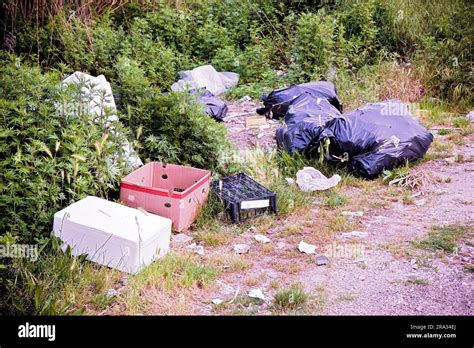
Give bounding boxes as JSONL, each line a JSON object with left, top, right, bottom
{"left": 120, "top": 162, "right": 210, "bottom": 231}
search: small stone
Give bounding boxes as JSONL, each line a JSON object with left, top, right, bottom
{"left": 316, "top": 255, "right": 329, "bottom": 266}
{"left": 186, "top": 242, "right": 205, "bottom": 255}
{"left": 247, "top": 225, "right": 257, "bottom": 233}
{"left": 257, "top": 132, "right": 265, "bottom": 139}
{"left": 414, "top": 199, "right": 426, "bottom": 206}
{"left": 259, "top": 124, "right": 270, "bottom": 130}
{"left": 298, "top": 241, "right": 317, "bottom": 254}
{"left": 106, "top": 288, "right": 117, "bottom": 298}
{"left": 212, "top": 298, "right": 224, "bottom": 305}
{"left": 248, "top": 288, "right": 265, "bottom": 301}
{"left": 466, "top": 111, "right": 474, "bottom": 122}
{"left": 172, "top": 233, "right": 193, "bottom": 244}
{"left": 359, "top": 276, "right": 365, "bottom": 281}
{"left": 285, "top": 177, "right": 295, "bottom": 186}
{"left": 341, "top": 231, "right": 368, "bottom": 239}
{"left": 254, "top": 234, "right": 271, "bottom": 244}
{"left": 341, "top": 211, "right": 364, "bottom": 217}
{"left": 444, "top": 156, "right": 456, "bottom": 165}
{"left": 276, "top": 242, "right": 287, "bottom": 250}
{"left": 240, "top": 95, "right": 252, "bottom": 102}
{"left": 233, "top": 244, "right": 250, "bottom": 254}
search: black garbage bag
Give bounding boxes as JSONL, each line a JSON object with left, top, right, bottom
{"left": 276, "top": 93, "right": 342, "bottom": 152}
{"left": 277, "top": 99, "right": 434, "bottom": 178}
{"left": 193, "top": 88, "right": 228, "bottom": 121}
{"left": 257, "top": 81, "right": 343, "bottom": 118}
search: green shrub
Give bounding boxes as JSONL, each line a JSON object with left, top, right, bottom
{"left": 192, "top": 17, "right": 232, "bottom": 61}
{"left": 289, "top": 13, "right": 338, "bottom": 82}
{"left": 127, "top": 90, "right": 232, "bottom": 171}
{"left": 122, "top": 17, "right": 181, "bottom": 89}
{"left": 0, "top": 56, "right": 129, "bottom": 242}
{"left": 336, "top": 0, "right": 379, "bottom": 69}
{"left": 115, "top": 56, "right": 151, "bottom": 108}
{"left": 211, "top": 45, "right": 241, "bottom": 73}
{"left": 238, "top": 44, "right": 275, "bottom": 83}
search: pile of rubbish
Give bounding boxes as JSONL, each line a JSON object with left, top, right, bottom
{"left": 172, "top": 65, "right": 239, "bottom": 121}
{"left": 262, "top": 82, "right": 433, "bottom": 178}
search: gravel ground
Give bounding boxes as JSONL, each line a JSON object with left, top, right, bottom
{"left": 223, "top": 100, "right": 281, "bottom": 150}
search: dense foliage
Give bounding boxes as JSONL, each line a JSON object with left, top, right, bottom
{"left": 0, "top": 56, "right": 131, "bottom": 243}
{"left": 4, "top": 0, "right": 472, "bottom": 104}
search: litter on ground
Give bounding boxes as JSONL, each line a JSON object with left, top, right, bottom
{"left": 248, "top": 288, "right": 266, "bottom": 301}
{"left": 298, "top": 240, "right": 317, "bottom": 254}
{"left": 296, "top": 167, "right": 341, "bottom": 191}
{"left": 254, "top": 234, "right": 271, "bottom": 244}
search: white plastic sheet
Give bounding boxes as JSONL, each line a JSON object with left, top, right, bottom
{"left": 171, "top": 65, "right": 239, "bottom": 95}
{"left": 296, "top": 167, "right": 341, "bottom": 192}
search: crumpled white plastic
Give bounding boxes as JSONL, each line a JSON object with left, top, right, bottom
{"left": 171, "top": 65, "right": 239, "bottom": 95}
{"left": 296, "top": 167, "right": 341, "bottom": 192}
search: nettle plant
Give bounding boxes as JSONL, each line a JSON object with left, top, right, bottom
{"left": 0, "top": 57, "right": 129, "bottom": 243}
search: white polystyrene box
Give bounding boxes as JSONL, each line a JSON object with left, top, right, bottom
{"left": 53, "top": 196, "right": 172, "bottom": 274}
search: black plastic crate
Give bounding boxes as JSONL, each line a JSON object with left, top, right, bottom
{"left": 211, "top": 172, "right": 277, "bottom": 223}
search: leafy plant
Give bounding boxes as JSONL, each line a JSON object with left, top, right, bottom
{"left": 0, "top": 56, "right": 129, "bottom": 242}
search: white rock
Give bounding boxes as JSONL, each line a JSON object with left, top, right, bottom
{"left": 240, "top": 95, "right": 252, "bottom": 102}
{"left": 341, "top": 211, "right": 364, "bottom": 217}
{"left": 172, "top": 233, "right": 193, "bottom": 244}
{"left": 414, "top": 199, "right": 426, "bottom": 206}
{"left": 298, "top": 241, "right": 317, "bottom": 254}
{"left": 212, "top": 298, "right": 224, "bottom": 305}
{"left": 106, "top": 289, "right": 117, "bottom": 298}
{"left": 248, "top": 288, "right": 265, "bottom": 300}
{"left": 257, "top": 132, "right": 265, "bottom": 139}
{"left": 341, "top": 231, "right": 368, "bottom": 239}
{"left": 233, "top": 244, "right": 250, "bottom": 254}
{"left": 444, "top": 156, "right": 457, "bottom": 165}
{"left": 254, "top": 234, "right": 271, "bottom": 244}
{"left": 186, "top": 243, "right": 205, "bottom": 255}
{"left": 276, "top": 242, "right": 287, "bottom": 249}
{"left": 285, "top": 177, "right": 295, "bottom": 185}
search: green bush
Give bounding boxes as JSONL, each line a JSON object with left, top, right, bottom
{"left": 211, "top": 45, "right": 241, "bottom": 73}
{"left": 192, "top": 17, "right": 232, "bottom": 61}
{"left": 121, "top": 17, "right": 181, "bottom": 89}
{"left": 336, "top": 0, "right": 379, "bottom": 69}
{"left": 0, "top": 56, "right": 129, "bottom": 243}
{"left": 126, "top": 90, "right": 232, "bottom": 171}
{"left": 289, "top": 13, "right": 338, "bottom": 82}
